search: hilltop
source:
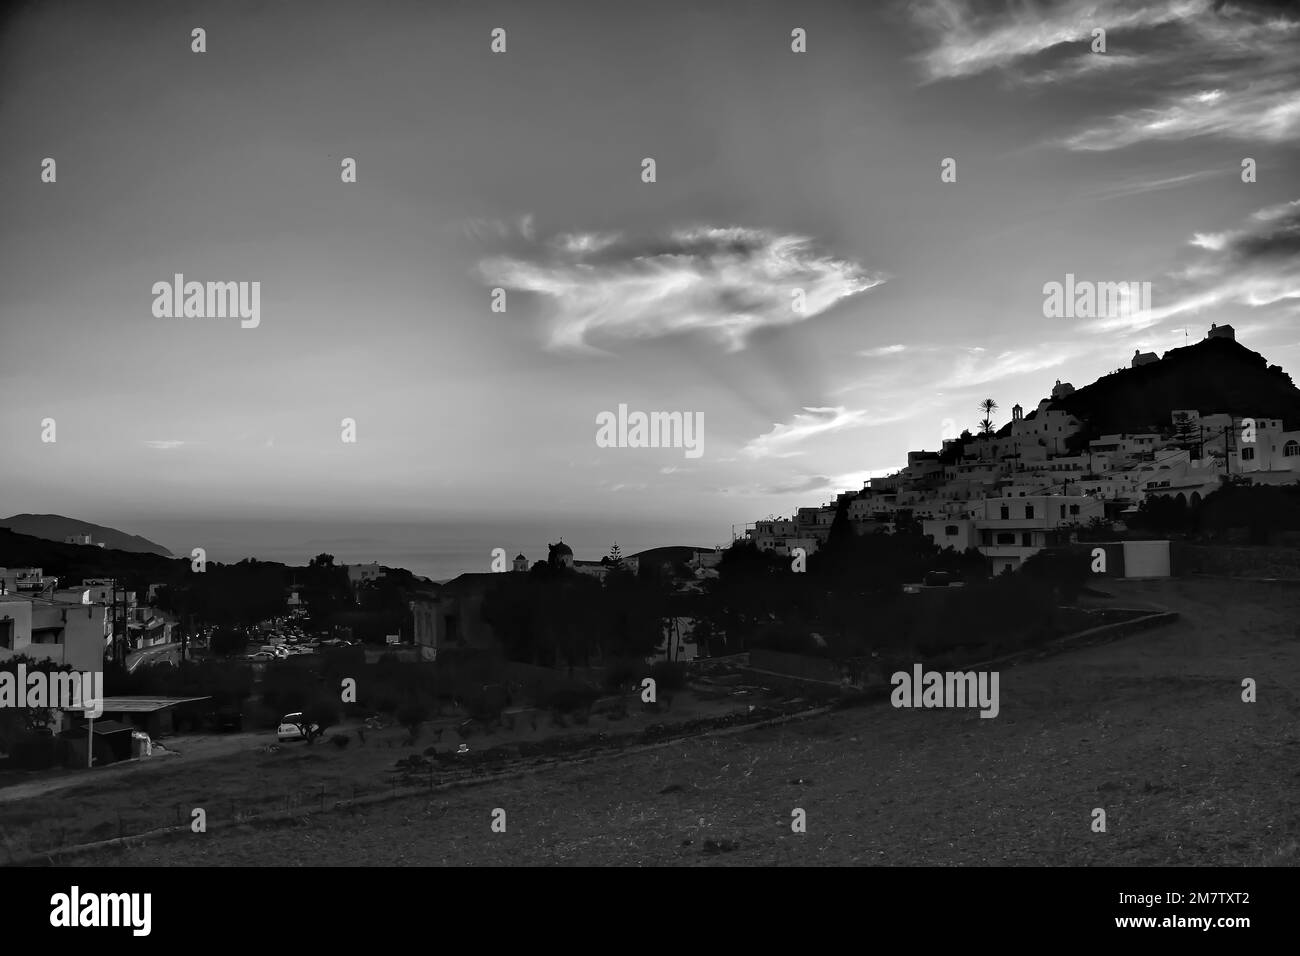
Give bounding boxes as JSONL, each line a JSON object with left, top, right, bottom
{"left": 1044, "top": 336, "right": 1300, "bottom": 444}
{"left": 0, "top": 514, "right": 173, "bottom": 557}
{"left": 0, "top": 527, "right": 182, "bottom": 582}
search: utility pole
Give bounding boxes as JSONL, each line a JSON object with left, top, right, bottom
{"left": 1224, "top": 421, "right": 1235, "bottom": 485}
{"left": 110, "top": 579, "right": 119, "bottom": 668}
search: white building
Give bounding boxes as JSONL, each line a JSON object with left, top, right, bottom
{"left": 924, "top": 494, "right": 1105, "bottom": 574}
{"left": 0, "top": 595, "right": 108, "bottom": 672}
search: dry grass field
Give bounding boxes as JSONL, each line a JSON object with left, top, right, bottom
{"left": 27, "top": 576, "right": 1300, "bottom": 866}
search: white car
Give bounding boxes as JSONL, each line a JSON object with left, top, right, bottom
{"left": 276, "top": 713, "right": 321, "bottom": 741}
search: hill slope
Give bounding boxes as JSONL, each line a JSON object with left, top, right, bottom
{"left": 0, "top": 514, "right": 174, "bottom": 556}
{"left": 1046, "top": 337, "right": 1300, "bottom": 442}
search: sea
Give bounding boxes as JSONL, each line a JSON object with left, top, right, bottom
{"left": 132, "top": 517, "right": 731, "bottom": 584}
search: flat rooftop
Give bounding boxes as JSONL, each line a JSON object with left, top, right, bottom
{"left": 98, "top": 696, "right": 211, "bottom": 713}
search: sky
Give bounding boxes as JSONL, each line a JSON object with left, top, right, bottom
{"left": 1, "top": 0, "right": 1297, "bottom": 571}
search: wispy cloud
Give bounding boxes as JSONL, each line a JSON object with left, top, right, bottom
{"left": 910, "top": 0, "right": 1203, "bottom": 82}
{"left": 718, "top": 469, "right": 880, "bottom": 499}
{"left": 462, "top": 215, "right": 536, "bottom": 241}
{"left": 858, "top": 343, "right": 908, "bottom": 357}
{"left": 1103, "top": 197, "right": 1300, "bottom": 327}
{"left": 740, "top": 406, "right": 868, "bottom": 459}
{"left": 142, "top": 440, "right": 187, "bottom": 450}
{"left": 838, "top": 342, "right": 1095, "bottom": 396}
{"left": 552, "top": 231, "right": 622, "bottom": 255}
{"left": 907, "top": 0, "right": 1300, "bottom": 149}
{"left": 947, "top": 345, "right": 1075, "bottom": 388}
{"left": 479, "top": 224, "right": 884, "bottom": 353}
{"left": 1063, "top": 80, "right": 1300, "bottom": 150}
{"left": 1087, "top": 169, "right": 1221, "bottom": 201}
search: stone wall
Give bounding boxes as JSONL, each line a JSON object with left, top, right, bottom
{"left": 1172, "top": 543, "right": 1300, "bottom": 578}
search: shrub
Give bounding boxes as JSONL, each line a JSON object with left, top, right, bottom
{"left": 10, "top": 731, "right": 59, "bottom": 770}
{"left": 602, "top": 657, "right": 642, "bottom": 692}
{"left": 538, "top": 685, "right": 600, "bottom": 716}
{"left": 648, "top": 660, "right": 687, "bottom": 692}
{"left": 396, "top": 697, "right": 430, "bottom": 742}
{"left": 748, "top": 623, "right": 826, "bottom": 657}
{"left": 464, "top": 683, "right": 511, "bottom": 725}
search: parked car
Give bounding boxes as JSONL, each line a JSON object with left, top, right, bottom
{"left": 277, "top": 713, "right": 321, "bottom": 741}
{"left": 247, "top": 651, "right": 276, "bottom": 662}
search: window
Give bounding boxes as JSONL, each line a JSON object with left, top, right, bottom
{"left": 1025, "top": 505, "right": 1035, "bottom": 519}
{"left": 1241, "top": 447, "right": 1255, "bottom": 461}
{"left": 1059, "top": 505, "right": 1066, "bottom": 518}
{"left": 1022, "top": 533, "right": 1032, "bottom": 546}
{"left": 1000, "top": 506, "right": 1009, "bottom": 520}
{"left": 0, "top": 619, "right": 12, "bottom": 649}
{"left": 996, "top": 532, "right": 1016, "bottom": 545}
{"left": 945, "top": 525, "right": 958, "bottom": 536}
{"left": 1285, "top": 441, "right": 1300, "bottom": 457}
{"left": 1070, "top": 504, "right": 1080, "bottom": 516}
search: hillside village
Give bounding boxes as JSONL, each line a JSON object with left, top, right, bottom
{"left": 744, "top": 325, "right": 1300, "bottom": 575}
{"left": 2, "top": 324, "right": 1300, "bottom": 819}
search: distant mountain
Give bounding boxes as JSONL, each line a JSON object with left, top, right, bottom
{"left": 0, "top": 514, "right": 174, "bottom": 557}
{"left": 1007, "top": 336, "right": 1300, "bottom": 447}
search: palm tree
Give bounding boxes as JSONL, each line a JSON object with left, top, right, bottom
{"left": 978, "top": 398, "right": 999, "bottom": 437}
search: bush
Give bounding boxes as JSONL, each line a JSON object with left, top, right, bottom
{"left": 748, "top": 623, "right": 826, "bottom": 657}
{"left": 648, "top": 660, "right": 687, "bottom": 693}
{"left": 538, "top": 685, "right": 600, "bottom": 716}
{"left": 396, "top": 698, "right": 431, "bottom": 741}
{"left": 464, "top": 683, "right": 511, "bottom": 724}
{"left": 331, "top": 733, "right": 350, "bottom": 749}
{"left": 602, "top": 657, "right": 642, "bottom": 692}
{"left": 10, "top": 731, "right": 62, "bottom": 769}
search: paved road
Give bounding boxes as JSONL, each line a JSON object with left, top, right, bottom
{"left": 125, "top": 642, "right": 182, "bottom": 673}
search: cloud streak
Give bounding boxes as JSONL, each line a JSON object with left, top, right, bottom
{"left": 740, "top": 406, "right": 868, "bottom": 459}
{"left": 907, "top": 0, "right": 1300, "bottom": 149}
{"left": 1083, "top": 198, "right": 1300, "bottom": 331}
{"left": 479, "top": 225, "right": 884, "bottom": 353}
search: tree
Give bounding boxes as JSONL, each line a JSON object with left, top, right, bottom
{"left": 396, "top": 696, "right": 431, "bottom": 744}
{"left": 606, "top": 542, "right": 624, "bottom": 571}
{"left": 1020, "top": 548, "right": 1090, "bottom": 602}
{"left": 978, "top": 398, "right": 999, "bottom": 437}
{"left": 293, "top": 699, "right": 338, "bottom": 745}
{"left": 209, "top": 626, "right": 248, "bottom": 657}
{"left": 1172, "top": 411, "right": 1198, "bottom": 446}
